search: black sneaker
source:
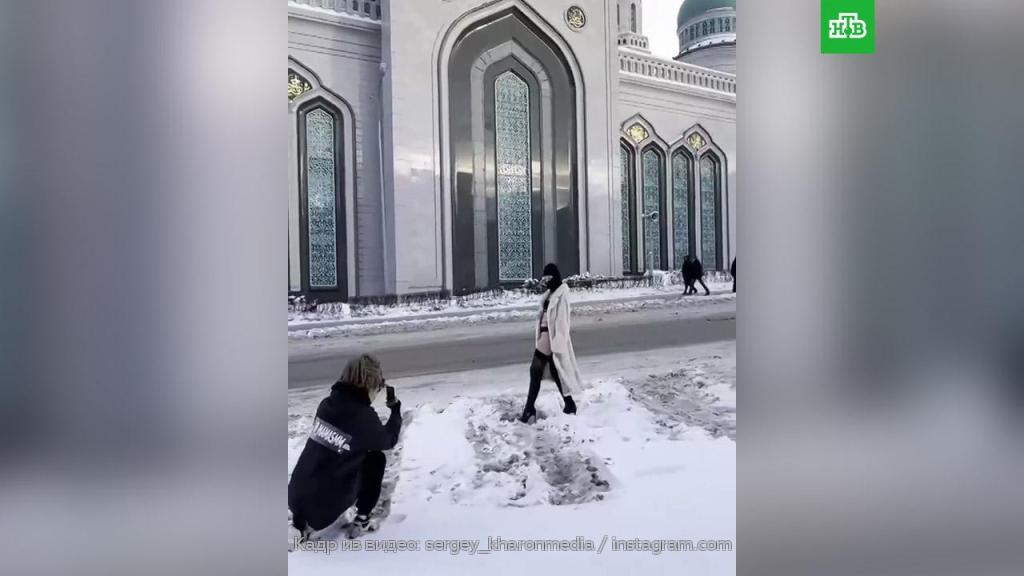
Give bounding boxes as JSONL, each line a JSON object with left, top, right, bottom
{"left": 346, "top": 514, "right": 373, "bottom": 539}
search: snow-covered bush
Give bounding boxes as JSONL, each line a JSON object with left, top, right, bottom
{"left": 521, "top": 278, "right": 545, "bottom": 294}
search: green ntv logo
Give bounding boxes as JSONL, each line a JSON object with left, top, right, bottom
{"left": 821, "top": 0, "right": 875, "bottom": 54}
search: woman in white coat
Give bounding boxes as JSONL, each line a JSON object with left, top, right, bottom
{"left": 519, "top": 263, "right": 584, "bottom": 423}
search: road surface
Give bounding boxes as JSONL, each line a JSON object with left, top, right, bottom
{"left": 289, "top": 301, "right": 735, "bottom": 390}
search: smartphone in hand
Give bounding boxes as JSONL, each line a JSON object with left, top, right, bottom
{"left": 385, "top": 385, "right": 396, "bottom": 405}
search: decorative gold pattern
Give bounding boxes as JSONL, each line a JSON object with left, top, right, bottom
{"left": 628, "top": 123, "right": 649, "bottom": 144}
{"left": 288, "top": 71, "right": 313, "bottom": 102}
{"left": 687, "top": 132, "right": 707, "bottom": 151}
{"left": 566, "top": 6, "right": 587, "bottom": 30}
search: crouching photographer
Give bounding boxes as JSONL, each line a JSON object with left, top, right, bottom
{"left": 288, "top": 354, "right": 402, "bottom": 541}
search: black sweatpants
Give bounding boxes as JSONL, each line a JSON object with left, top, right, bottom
{"left": 355, "top": 451, "right": 386, "bottom": 516}
{"left": 298, "top": 450, "right": 386, "bottom": 531}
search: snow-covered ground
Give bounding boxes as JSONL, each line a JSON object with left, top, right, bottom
{"left": 289, "top": 273, "right": 732, "bottom": 325}
{"left": 288, "top": 342, "right": 736, "bottom": 574}
{"left": 290, "top": 280, "right": 735, "bottom": 339}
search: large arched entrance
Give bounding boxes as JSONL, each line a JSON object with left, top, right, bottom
{"left": 446, "top": 8, "right": 580, "bottom": 294}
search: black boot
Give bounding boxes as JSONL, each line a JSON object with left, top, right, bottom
{"left": 562, "top": 395, "right": 577, "bottom": 415}
{"left": 518, "top": 406, "right": 537, "bottom": 424}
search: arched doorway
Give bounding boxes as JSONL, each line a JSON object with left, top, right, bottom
{"left": 447, "top": 8, "right": 580, "bottom": 294}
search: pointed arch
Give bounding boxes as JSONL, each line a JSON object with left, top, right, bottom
{"left": 436, "top": 0, "right": 588, "bottom": 293}
{"left": 676, "top": 124, "right": 729, "bottom": 271}
{"left": 640, "top": 143, "right": 668, "bottom": 271}
{"left": 621, "top": 113, "right": 669, "bottom": 151}
{"left": 619, "top": 139, "right": 638, "bottom": 274}
{"left": 287, "top": 57, "right": 357, "bottom": 301}
{"left": 699, "top": 151, "right": 723, "bottom": 270}
{"left": 669, "top": 146, "right": 696, "bottom": 268}
{"left": 439, "top": 1, "right": 584, "bottom": 293}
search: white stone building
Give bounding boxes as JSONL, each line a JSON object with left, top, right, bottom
{"left": 288, "top": 0, "right": 736, "bottom": 302}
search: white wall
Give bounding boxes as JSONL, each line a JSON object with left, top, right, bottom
{"left": 288, "top": 8, "right": 386, "bottom": 297}
{"left": 383, "top": 0, "right": 620, "bottom": 295}
{"left": 618, "top": 73, "right": 737, "bottom": 269}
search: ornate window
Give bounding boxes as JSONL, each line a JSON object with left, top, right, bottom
{"left": 303, "top": 106, "right": 340, "bottom": 290}
{"left": 702, "top": 21, "right": 707, "bottom": 35}
{"left": 709, "top": 19, "right": 716, "bottom": 34}
{"left": 672, "top": 150, "right": 694, "bottom": 265}
{"left": 620, "top": 143, "right": 637, "bottom": 273}
{"left": 494, "top": 71, "right": 533, "bottom": 281}
{"left": 700, "top": 153, "right": 722, "bottom": 270}
{"left": 641, "top": 147, "right": 666, "bottom": 271}
{"left": 630, "top": 4, "right": 637, "bottom": 33}
{"left": 724, "top": 17, "right": 731, "bottom": 32}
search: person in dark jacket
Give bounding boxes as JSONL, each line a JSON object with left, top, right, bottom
{"left": 682, "top": 255, "right": 710, "bottom": 295}
{"left": 289, "top": 354, "right": 402, "bottom": 540}
{"left": 730, "top": 257, "right": 736, "bottom": 293}
{"left": 693, "top": 257, "right": 711, "bottom": 295}
{"left": 682, "top": 255, "right": 711, "bottom": 295}
{"left": 681, "top": 255, "right": 697, "bottom": 294}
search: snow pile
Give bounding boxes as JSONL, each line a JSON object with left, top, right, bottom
{"left": 623, "top": 354, "right": 736, "bottom": 440}
{"left": 290, "top": 288, "right": 735, "bottom": 339}
{"left": 289, "top": 276, "right": 734, "bottom": 327}
{"left": 397, "top": 394, "right": 613, "bottom": 508}
{"left": 288, "top": 362, "right": 735, "bottom": 574}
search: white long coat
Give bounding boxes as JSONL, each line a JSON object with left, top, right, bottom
{"left": 535, "top": 283, "right": 584, "bottom": 396}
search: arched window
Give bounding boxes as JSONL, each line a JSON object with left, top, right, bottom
{"left": 630, "top": 4, "right": 637, "bottom": 33}
{"left": 620, "top": 141, "right": 637, "bottom": 273}
{"left": 298, "top": 100, "right": 346, "bottom": 298}
{"left": 671, "top": 149, "right": 695, "bottom": 265}
{"left": 494, "top": 71, "right": 533, "bottom": 281}
{"left": 641, "top": 146, "right": 667, "bottom": 271}
{"left": 700, "top": 153, "right": 723, "bottom": 270}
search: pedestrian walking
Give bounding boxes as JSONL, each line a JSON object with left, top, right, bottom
{"left": 519, "top": 263, "right": 584, "bottom": 423}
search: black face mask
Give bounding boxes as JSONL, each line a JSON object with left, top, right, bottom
{"left": 542, "top": 263, "right": 562, "bottom": 292}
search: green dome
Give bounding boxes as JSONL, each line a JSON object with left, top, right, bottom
{"left": 677, "top": 0, "right": 736, "bottom": 29}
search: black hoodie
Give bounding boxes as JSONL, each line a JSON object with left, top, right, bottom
{"left": 288, "top": 382, "right": 402, "bottom": 531}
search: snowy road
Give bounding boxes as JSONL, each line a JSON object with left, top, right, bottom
{"left": 288, "top": 341, "right": 736, "bottom": 575}
{"left": 288, "top": 300, "right": 735, "bottom": 389}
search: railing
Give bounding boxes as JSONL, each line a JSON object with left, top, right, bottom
{"left": 619, "top": 51, "right": 736, "bottom": 95}
{"left": 289, "top": 0, "right": 382, "bottom": 21}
